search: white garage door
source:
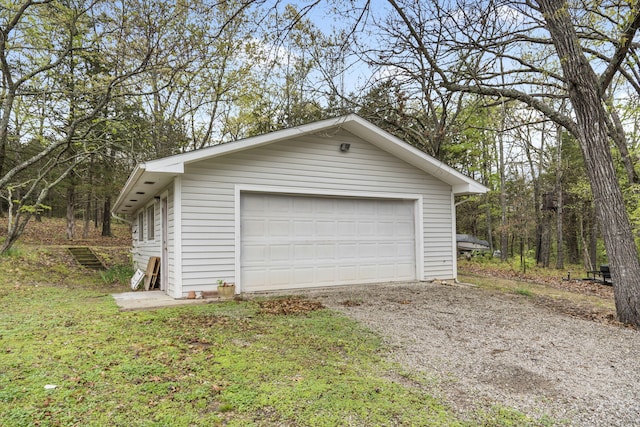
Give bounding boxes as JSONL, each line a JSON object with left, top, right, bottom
{"left": 240, "top": 193, "right": 416, "bottom": 292}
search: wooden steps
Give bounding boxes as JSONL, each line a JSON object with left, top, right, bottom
{"left": 67, "top": 247, "right": 105, "bottom": 270}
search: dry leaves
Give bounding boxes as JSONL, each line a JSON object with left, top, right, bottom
{"left": 257, "top": 296, "right": 324, "bottom": 315}
{"left": 462, "top": 263, "right": 614, "bottom": 299}
{"left": 0, "top": 217, "right": 131, "bottom": 247}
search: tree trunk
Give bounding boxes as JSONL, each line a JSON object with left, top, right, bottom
{"left": 556, "top": 125, "right": 564, "bottom": 269}
{"left": 566, "top": 211, "right": 579, "bottom": 264}
{"left": 1, "top": 211, "right": 31, "bottom": 254}
{"left": 82, "top": 154, "right": 94, "bottom": 239}
{"left": 539, "top": 212, "right": 551, "bottom": 267}
{"left": 556, "top": 190, "right": 564, "bottom": 269}
{"left": 499, "top": 127, "right": 508, "bottom": 261}
{"left": 580, "top": 214, "right": 592, "bottom": 271}
{"left": 82, "top": 196, "right": 91, "bottom": 239}
{"left": 102, "top": 196, "right": 112, "bottom": 237}
{"left": 538, "top": 0, "right": 640, "bottom": 325}
{"left": 66, "top": 185, "right": 76, "bottom": 240}
{"left": 535, "top": 221, "right": 543, "bottom": 265}
{"left": 590, "top": 209, "right": 598, "bottom": 270}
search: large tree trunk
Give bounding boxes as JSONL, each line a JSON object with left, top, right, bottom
{"left": 538, "top": 0, "right": 640, "bottom": 325}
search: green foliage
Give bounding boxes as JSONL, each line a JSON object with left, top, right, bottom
{"left": 0, "top": 245, "right": 21, "bottom": 258}
{"left": 474, "top": 406, "right": 555, "bottom": 427}
{"left": 99, "top": 264, "right": 135, "bottom": 286}
{"left": 17, "top": 203, "right": 51, "bottom": 215}
{"left": 515, "top": 287, "right": 533, "bottom": 297}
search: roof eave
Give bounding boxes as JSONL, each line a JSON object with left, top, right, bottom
{"left": 112, "top": 164, "right": 179, "bottom": 216}
{"left": 112, "top": 164, "right": 146, "bottom": 214}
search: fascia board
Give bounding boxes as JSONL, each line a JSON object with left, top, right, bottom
{"left": 144, "top": 162, "right": 184, "bottom": 174}
{"left": 452, "top": 182, "right": 489, "bottom": 195}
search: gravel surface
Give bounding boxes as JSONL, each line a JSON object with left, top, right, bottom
{"left": 280, "top": 281, "right": 640, "bottom": 426}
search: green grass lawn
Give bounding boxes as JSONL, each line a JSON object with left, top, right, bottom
{"left": 0, "top": 246, "right": 552, "bottom": 426}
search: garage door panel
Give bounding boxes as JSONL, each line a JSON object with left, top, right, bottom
{"left": 243, "top": 244, "right": 266, "bottom": 261}
{"left": 243, "top": 268, "right": 266, "bottom": 287}
{"left": 269, "top": 244, "right": 290, "bottom": 261}
{"left": 270, "top": 220, "right": 290, "bottom": 236}
{"left": 358, "top": 264, "right": 380, "bottom": 280}
{"left": 338, "top": 243, "right": 358, "bottom": 259}
{"left": 357, "top": 201, "right": 376, "bottom": 215}
{"left": 317, "top": 220, "right": 337, "bottom": 236}
{"left": 293, "top": 198, "right": 313, "bottom": 213}
{"left": 241, "top": 194, "right": 416, "bottom": 291}
{"left": 377, "top": 264, "right": 397, "bottom": 277}
{"left": 316, "top": 266, "right": 337, "bottom": 282}
{"left": 243, "top": 219, "right": 267, "bottom": 237}
{"left": 294, "top": 220, "right": 314, "bottom": 236}
{"left": 338, "top": 221, "right": 357, "bottom": 235}
{"left": 339, "top": 265, "right": 358, "bottom": 281}
{"left": 269, "top": 268, "right": 292, "bottom": 285}
{"left": 294, "top": 268, "right": 315, "bottom": 284}
{"left": 397, "top": 242, "right": 415, "bottom": 257}
{"left": 396, "top": 221, "right": 414, "bottom": 235}
{"left": 397, "top": 263, "right": 415, "bottom": 277}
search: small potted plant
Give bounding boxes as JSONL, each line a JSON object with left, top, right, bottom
{"left": 217, "top": 279, "right": 235, "bottom": 299}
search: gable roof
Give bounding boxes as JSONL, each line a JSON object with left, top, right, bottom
{"left": 113, "top": 114, "right": 487, "bottom": 215}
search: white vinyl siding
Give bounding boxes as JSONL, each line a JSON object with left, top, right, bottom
{"left": 131, "top": 191, "right": 169, "bottom": 290}
{"left": 165, "top": 188, "right": 177, "bottom": 297}
{"left": 177, "top": 130, "right": 454, "bottom": 295}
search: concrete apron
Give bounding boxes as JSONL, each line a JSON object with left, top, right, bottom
{"left": 112, "top": 291, "right": 214, "bottom": 311}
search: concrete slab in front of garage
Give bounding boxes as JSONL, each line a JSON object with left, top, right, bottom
{"left": 112, "top": 291, "right": 224, "bottom": 311}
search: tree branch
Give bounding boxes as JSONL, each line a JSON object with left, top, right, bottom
{"left": 444, "top": 81, "right": 578, "bottom": 135}
{"left": 600, "top": 2, "right": 640, "bottom": 92}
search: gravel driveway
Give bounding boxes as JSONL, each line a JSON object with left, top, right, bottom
{"left": 282, "top": 281, "right": 640, "bottom": 426}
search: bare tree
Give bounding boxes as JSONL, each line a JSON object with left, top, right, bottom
{"left": 0, "top": 0, "right": 153, "bottom": 253}
{"left": 382, "top": 0, "right": 640, "bottom": 325}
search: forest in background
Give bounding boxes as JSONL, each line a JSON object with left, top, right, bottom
{"left": 1, "top": 0, "right": 639, "bottom": 280}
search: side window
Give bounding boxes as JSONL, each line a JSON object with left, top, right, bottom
{"left": 138, "top": 211, "right": 144, "bottom": 241}
{"left": 147, "top": 205, "right": 155, "bottom": 240}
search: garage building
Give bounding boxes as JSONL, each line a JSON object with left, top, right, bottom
{"left": 113, "top": 114, "right": 487, "bottom": 298}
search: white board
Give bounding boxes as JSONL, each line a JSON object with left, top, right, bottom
{"left": 130, "top": 269, "right": 145, "bottom": 290}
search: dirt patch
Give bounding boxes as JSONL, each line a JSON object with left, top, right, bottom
{"left": 257, "top": 296, "right": 324, "bottom": 315}
{"left": 277, "top": 282, "right": 640, "bottom": 427}
{"left": 461, "top": 263, "right": 615, "bottom": 299}
{"left": 532, "top": 295, "right": 624, "bottom": 327}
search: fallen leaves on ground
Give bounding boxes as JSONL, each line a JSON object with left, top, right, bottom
{"left": 459, "top": 262, "right": 637, "bottom": 328}
{"left": 531, "top": 295, "right": 633, "bottom": 328}
{"left": 0, "top": 216, "right": 131, "bottom": 247}
{"left": 258, "top": 296, "right": 324, "bottom": 315}
{"left": 341, "top": 300, "right": 362, "bottom": 307}
{"left": 461, "top": 262, "right": 614, "bottom": 299}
